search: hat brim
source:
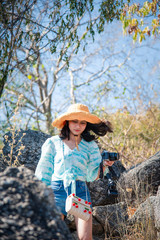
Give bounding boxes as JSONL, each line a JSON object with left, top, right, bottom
{"left": 52, "top": 111, "right": 101, "bottom": 129}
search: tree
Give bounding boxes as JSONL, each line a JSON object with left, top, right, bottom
{"left": 121, "top": 0, "right": 160, "bottom": 42}
{"left": 0, "top": 0, "right": 125, "bottom": 98}
{"left": 1, "top": 0, "right": 160, "bottom": 98}
{"left": 2, "top": 19, "right": 160, "bottom": 135}
{"left": 2, "top": 27, "right": 133, "bottom": 134}
{"left": 1, "top": 0, "right": 160, "bottom": 137}
{"left": 0, "top": 0, "right": 37, "bottom": 97}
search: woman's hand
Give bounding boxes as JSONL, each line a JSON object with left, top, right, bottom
{"left": 103, "top": 160, "right": 114, "bottom": 167}
{"left": 96, "top": 160, "right": 115, "bottom": 180}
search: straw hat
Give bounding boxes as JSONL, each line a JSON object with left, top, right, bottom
{"left": 52, "top": 103, "right": 102, "bottom": 129}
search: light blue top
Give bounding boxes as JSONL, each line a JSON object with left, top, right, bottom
{"left": 35, "top": 135, "right": 107, "bottom": 192}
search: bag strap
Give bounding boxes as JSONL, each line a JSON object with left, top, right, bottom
{"left": 99, "top": 161, "right": 104, "bottom": 178}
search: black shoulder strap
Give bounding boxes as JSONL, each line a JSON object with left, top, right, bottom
{"left": 99, "top": 161, "right": 103, "bottom": 179}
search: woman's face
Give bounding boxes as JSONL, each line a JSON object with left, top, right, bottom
{"left": 68, "top": 119, "right": 87, "bottom": 136}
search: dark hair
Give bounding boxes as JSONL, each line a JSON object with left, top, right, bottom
{"left": 59, "top": 120, "right": 113, "bottom": 142}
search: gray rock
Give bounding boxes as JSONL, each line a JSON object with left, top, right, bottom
{"left": 88, "top": 160, "right": 126, "bottom": 206}
{"left": 117, "top": 151, "right": 160, "bottom": 204}
{"left": 154, "top": 186, "right": 160, "bottom": 233}
{"left": 88, "top": 178, "right": 119, "bottom": 207}
{"left": 108, "top": 160, "right": 126, "bottom": 180}
{"left": 0, "top": 154, "right": 6, "bottom": 172}
{"left": 129, "top": 196, "right": 156, "bottom": 224}
{"left": 3, "top": 129, "right": 51, "bottom": 171}
{"left": 128, "top": 186, "right": 160, "bottom": 239}
{"left": 92, "top": 202, "right": 128, "bottom": 239}
{"left": 92, "top": 216, "right": 105, "bottom": 236}
{"left": 2, "top": 129, "right": 160, "bottom": 239}
{"left": 0, "top": 166, "right": 73, "bottom": 240}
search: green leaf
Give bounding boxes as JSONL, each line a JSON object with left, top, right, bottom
{"left": 123, "top": 88, "right": 126, "bottom": 94}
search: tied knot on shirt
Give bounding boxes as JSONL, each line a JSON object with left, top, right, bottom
{"left": 64, "top": 171, "right": 77, "bottom": 194}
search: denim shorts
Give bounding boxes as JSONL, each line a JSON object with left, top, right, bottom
{"left": 51, "top": 180, "right": 92, "bottom": 216}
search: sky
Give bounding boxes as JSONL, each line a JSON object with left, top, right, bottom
{"left": 50, "top": 19, "right": 160, "bottom": 114}
{"left": 0, "top": 1, "right": 160, "bottom": 136}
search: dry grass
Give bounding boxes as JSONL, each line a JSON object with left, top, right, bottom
{"left": 99, "top": 105, "right": 160, "bottom": 169}
{"left": 2, "top": 95, "right": 26, "bottom": 167}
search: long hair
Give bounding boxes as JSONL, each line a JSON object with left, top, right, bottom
{"left": 59, "top": 120, "right": 113, "bottom": 142}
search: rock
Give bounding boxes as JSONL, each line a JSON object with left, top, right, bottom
{"left": 88, "top": 160, "right": 126, "bottom": 207}
{"left": 65, "top": 201, "right": 128, "bottom": 239}
{"left": 88, "top": 178, "right": 118, "bottom": 206}
{"left": 0, "top": 166, "right": 73, "bottom": 240}
{"left": 92, "top": 202, "right": 128, "bottom": 239}
{"left": 155, "top": 187, "right": 160, "bottom": 233}
{"left": 128, "top": 186, "right": 160, "bottom": 239}
{"left": 0, "top": 153, "right": 6, "bottom": 172}
{"left": 65, "top": 214, "right": 76, "bottom": 231}
{"left": 2, "top": 129, "right": 160, "bottom": 239}
{"left": 117, "top": 151, "right": 160, "bottom": 204}
{"left": 108, "top": 160, "right": 126, "bottom": 180}
{"left": 129, "top": 196, "right": 156, "bottom": 224}
{"left": 92, "top": 217, "right": 104, "bottom": 236}
{"left": 3, "top": 129, "right": 51, "bottom": 172}
{"left": 128, "top": 195, "right": 156, "bottom": 239}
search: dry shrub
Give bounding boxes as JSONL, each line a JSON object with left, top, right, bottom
{"left": 99, "top": 105, "right": 160, "bottom": 169}
{"left": 2, "top": 95, "right": 26, "bottom": 167}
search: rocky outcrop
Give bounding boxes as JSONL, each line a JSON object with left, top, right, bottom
{"left": 1, "top": 129, "right": 160, "bottom": 239}
{"left": 0, "top": 166, "right": 73, "bottom": 240}
{"left": 2, "top": 129, "right": 51, "bottom": 171}
{"left": 65, "top": 202, "right": 128, "bottom": 239}
{"left": 127, "top": 186, "right": 160, "bottom": 240}
{"left": 117, "top": 151, "right": 160, "bottom": 204}
{"left": 93, "top": 202, "right": 128, "bottom": 239}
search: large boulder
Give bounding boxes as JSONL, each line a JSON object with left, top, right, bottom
{"left": 117, "top": 151, "right": 160, "bottom": 204}
{"left": 2, "top": 129, "right": 51, "bottom": 171}
{"left": 128, "top": 186, "right": 160, "bottom": 239}
{"left": 92, "top": 202, "right": 128, "bottom": 239}
{"left": 88, "top": 178, "right": 118, "bottom": 206}
{"left": 1, "top": 129, "right": 160, "bottom": 239}
{"left": 88, "top": 160, "right": 126, "bottom": 206}
{"left": 0, "top": 166, "right": 73, "bottom": 240}
{"left": 65, "top": 202, "right": 128, "bottom": 240}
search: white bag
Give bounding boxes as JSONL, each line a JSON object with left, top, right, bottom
{"left": 65, "top": 193, "right": 92, "bottom": 221}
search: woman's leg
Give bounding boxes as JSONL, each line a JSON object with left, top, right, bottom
{"left": 75, "top": 215, "right": 92, "bottom": 240}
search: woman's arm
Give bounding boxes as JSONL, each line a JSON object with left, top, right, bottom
{"left": 86, "top": 141, "right": 115, "bottom": 181}
{"left": 35, "top": 138, "right": 55, "bottom": 186}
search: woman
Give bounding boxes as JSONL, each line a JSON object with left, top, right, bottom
{"left": 35, "top": 103, "right": 114, "bottom": 240}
